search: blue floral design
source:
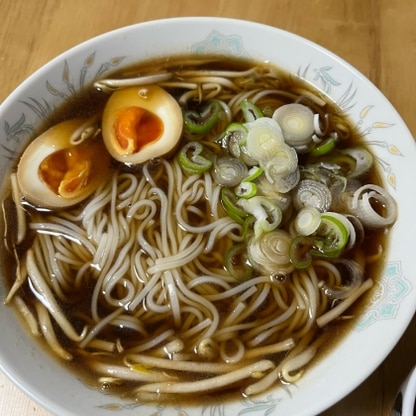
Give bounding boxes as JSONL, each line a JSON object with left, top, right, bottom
{"left": 355, "top": 261, "right": 412, "bottom": 331}
{"left": 191, "top": 30, "right": 250, "bottom": 58}
{"left": 312, "top": 66, "right": 341, "bottom": 94}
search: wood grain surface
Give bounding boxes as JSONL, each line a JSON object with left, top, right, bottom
{"left": 0, "top": 1, "right": 415, "bottom": 415}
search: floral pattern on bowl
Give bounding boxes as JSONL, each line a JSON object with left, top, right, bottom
{"left": 356, "top": 261, "right": 413, "bottom": 331}
{"left": 1, "top": 53, "right": 126, "bottom": 156}
{"left": 191, "top": 30, "right": 250, "bottom": 58}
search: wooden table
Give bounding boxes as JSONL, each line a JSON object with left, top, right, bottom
{"left": 0, "top": 1, "right": 415, "bottom": 414}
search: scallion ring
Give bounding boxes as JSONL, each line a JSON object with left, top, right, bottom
{"left": 272, "top": 103, "right": 315, "bottom": 147}
{"left": 224, "top": 123, "right": 257, "bottom": 166}
{"left": 262, "top": 144, "right": 298, "bottom": 181}
{"left": 212, "top": 156, "right": 248, "bottom": 187}
{"left": 244, "top": 166, "right": 264, "bottom": 182}
{"left": 312, "top": 213, "right": 350, "bottom": 258}
{"left": 289, "top": 235, "right": 315, "bottom": 269}
{"left": 310, "top": 135, "right": 336, "bottom": 157}
{"left": 221, "top": 187, "right": 249, "bottom": 224}
{"left": 247, "top": 230, "right": 294, "bottom": 275}
{"left": 178, "top": 141, "right": 213, "bottom": 175}
{"left": 321, "top": 212, "right": 356, "bottom": 250}
{"left": 245, "top": 117, "right": 285, "bottom": 162}
{"left": 235, "top": 182, "right": 257, "bottom": 198}
{"left": 340, "top": 147, "right": 373, "bottom": 178}
{"left": 294, "top": 207, "right": 322, "bottom": 236}
{"left": 183, "top": 100, "right": 223, "bottom": 135}
{"left": 347, "top": 184, "right": 397, "bottom": 229}
{"left": 293, "top": 179, "right": 332, "bottom": 212}
{"left": 240, "top": 99, "right": 264, "bottom": 122}
{"left": 224, "top": 243, "right": 253, "bottom": 281}
{"left": 237, "top": 196, "right": 283, "bottom": 237}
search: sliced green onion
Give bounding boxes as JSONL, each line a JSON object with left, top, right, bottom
{"left": 244, "top": 166, "right": 264, "bottom": 182}
{"left": 234, "top": 166, "right": 263, "bottom": 199}
{"left": 242, "top": 215, "right": 255, "bottom": 241}
{"left": 322, "top": 212, "right": 356, "bottom": 249}
{"left": 225, "top": 123, "right": 248, "bottom": 154}
{"left": 347, "top": 184, "right": 397, "bottom": 229}
{"left": 226, "top": 122, "right": 248, "bottom": 136}
{"left": 178, "top": 141, "right": 213, "bottom": 175}
{"left": 269, "top": 169, "right": 300, "bottom": 194}
{"left": 272, "top": 103, "right": 315, "bottom": 147}
{"left": 212, "top": 156, "right": 248, "bottom": 187}
{"left": 299, "top": 163, "right": 329, "bottom": 182}
{"left": 235, "top": 182, "right": 257, "bottom": 198}
{"left": 225, "top": 243, "right": 253, "bottom": 281}
{"left": 294, "top": 207, "right": 321, "bottom": 236}
{"left": 224, "top": 122, "right": 257, "bottom": 166}
{"left": 237, "top": 196, "right": 282, "bottom": 237}
{"left": 245, "top": 117, "right": 285, "bottom": 162}
{"left": 262, "top": 143, "right": 298, "bottom": 181}
{"left": 255, "top": 175, "right": 292, "bottom": 210}
{"left": 293, "top": 179, "right": 332, "bottom": 212}
{"left": 221, "top": 187, "right": 249, "bottom": 224}
{"left": 183, "top": 100, "right": 222, "bottom": 135}
{"left": 289, "top": 235, "right": 315, "bottom": 269}
{"left": 322, "top": 153, "right": 356, "bottom": 177}
{"left": 310, "top": 135, "right": 336, "bottom": 157}
{"left": 290, "top": 213, "right": 353, "bottom": 268}
{"left": 240, "top": 99, "right": 264, "bottom": 122}
{"left": 313, "top": 112, "right": 330, "bottom": 137}
{"left": 247, "top": 230, "right": 294, "bottom": 275}
{"left": 340, "top": 147, "right": 373, "bottom": 178}
{"left": 312, "top": 213, "right": 349, "bottom": 258}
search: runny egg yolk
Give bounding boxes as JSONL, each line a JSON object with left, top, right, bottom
{"left": 39, "top": 143, "right": 97, "bottom": 198}
{"left": 114, "top": 107, "right": 164, "bottom": 155}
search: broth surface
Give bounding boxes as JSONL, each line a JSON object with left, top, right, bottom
{"left": 1, "top": 55, "right": 391, "bottom": 405}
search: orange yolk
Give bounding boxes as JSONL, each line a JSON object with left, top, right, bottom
{"left": 39, "top": 144, "right": 96, "bottom": 198}
{"left": 114, "top": 107, "right": 164, "bottom": 154}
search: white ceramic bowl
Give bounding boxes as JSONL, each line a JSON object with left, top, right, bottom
{"left": 0, "top": 17, "right": 415, "bottom": 416}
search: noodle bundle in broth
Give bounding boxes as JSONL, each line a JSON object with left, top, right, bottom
{"left": 2, "top": 57, "right": 397, "bottom": 402}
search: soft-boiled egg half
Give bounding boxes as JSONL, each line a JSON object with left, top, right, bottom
{"left": 101, "top": 85, "right": 183, "bottom": 165}
{"left": 17, "top": 118, "right": 111, "bottom": 210}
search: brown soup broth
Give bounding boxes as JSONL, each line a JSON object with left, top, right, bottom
{"left": 1, "top": 55, "right": 390, "bottom": 405}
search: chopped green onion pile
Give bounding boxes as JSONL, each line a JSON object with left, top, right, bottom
{"left": 177, "top": 98, "right": 396, "bottom": 281}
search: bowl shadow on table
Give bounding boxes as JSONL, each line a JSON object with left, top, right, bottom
{"left": 318, "top": 314, "right": 416, "bottom": 415}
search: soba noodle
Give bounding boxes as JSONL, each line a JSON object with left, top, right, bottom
{"left": 2, "top": 57, "right": 396, "bottom": 402}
